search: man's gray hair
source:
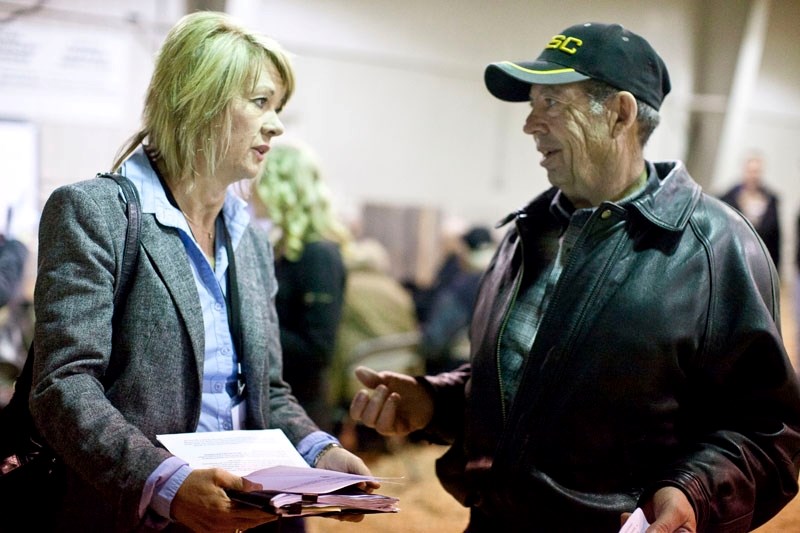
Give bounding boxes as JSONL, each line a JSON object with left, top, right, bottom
{"left": 582, "top": 79, "right": 660, "bottom": 147}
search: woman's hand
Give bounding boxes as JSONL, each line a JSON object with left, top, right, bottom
{"left": 171, "top": 468, "right": 277, "bottom": 532}
{"left": 314, "top": 445, "right": 379, "bottom": 522}
{"left": 315, "top": 445, "right": 374, "bottom": 479}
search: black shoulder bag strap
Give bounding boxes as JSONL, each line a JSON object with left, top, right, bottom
{"left": 0, "top": 172, "right": 141, "bottom": 464}
{"left": 99, "top": 172, "right": 142, "bottom": 314}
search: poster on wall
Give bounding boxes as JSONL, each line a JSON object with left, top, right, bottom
{"left": 0, "top": 19, "right": 130, "bottom": 124}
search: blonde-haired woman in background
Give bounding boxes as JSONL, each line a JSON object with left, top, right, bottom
{"left": 254, "top": 143, "right": 352, "bottom": 437}
{"left": 29, "top": 12, "right": 372, "bottom": 531}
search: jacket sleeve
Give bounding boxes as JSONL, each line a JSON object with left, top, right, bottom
{"left": 648, "top": 202, "right": 800, "bottom": 532}
{"left": 30, "top": 183, "right": 172, "bottom": 530}
{"left": 419, "top": 364, "right": 471, "bottom": 443}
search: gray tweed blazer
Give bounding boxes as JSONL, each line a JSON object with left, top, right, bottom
{"left": 29, "top": 177, "right": 317, "bottom": 531}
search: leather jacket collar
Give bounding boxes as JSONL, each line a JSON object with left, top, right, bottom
{"left": 497, "top": 160, "right": 702, "bottom": 234}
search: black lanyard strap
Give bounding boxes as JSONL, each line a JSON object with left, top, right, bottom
{"left": 222, "top": 218, "right": 246, "bottom": 396}
{"left": 150, "top": 152, "right": 246, "bottom": 397}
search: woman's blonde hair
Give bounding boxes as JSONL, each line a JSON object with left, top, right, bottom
{"left": 112, "top": 11, "right": 294, "bottom": 189}
{"left": 256, "top": 143, "right": 352, "bottom": 262}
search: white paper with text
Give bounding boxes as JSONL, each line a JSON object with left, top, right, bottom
{"left": 156, "top": 429, "right": 308, "bottom": 476}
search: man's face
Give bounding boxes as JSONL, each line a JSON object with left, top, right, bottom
{"left": 523, "top": 82, "right": 616, "bottom": 208}
{"left": 742, "top": 157, "right": 763, "bottom": 190}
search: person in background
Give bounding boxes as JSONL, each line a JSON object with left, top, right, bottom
{"left": 0, "top": 230, "right": 28, "bottom": 310}
{"left": 796, "top": 211, "right": 800, "bottom": 367}
{"left": 254, "top": 142, "right": 351, "bottom": 435}
{"left": 0, "top": 230, "right": 29, "bottom": 407}
{"left": 419, "top": 226, "right": 495, "bottom": 374}
{"left": 29, "top": 12, "right": 372, "bottom": 531}
{"left": 330, "top": 238, "right": 420, "bottom": 448}
{"left": 350, "top": 22, "right": 800, "bottom": 532}
{"left": 720, "top": 153, "right": 781, "bottom": 268}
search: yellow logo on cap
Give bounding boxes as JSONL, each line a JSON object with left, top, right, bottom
{"left": 545, "top": 35, "right": 583, "bottom": 54}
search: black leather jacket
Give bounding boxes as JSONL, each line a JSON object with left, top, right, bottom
{"left": 424, "top": 161, "right": 800, "bottom": 532}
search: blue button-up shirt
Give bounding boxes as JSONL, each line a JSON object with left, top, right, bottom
{"left": 120, "top": 148, "right": 338, "bottom": 525}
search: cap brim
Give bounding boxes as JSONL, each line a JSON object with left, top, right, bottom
{"left": 484, "top": 61, "right": 591, "bottom": 102}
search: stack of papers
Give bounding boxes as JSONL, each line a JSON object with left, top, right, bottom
{"left": 156, "top": 429, "right": 400, "bottom": 517}
{"left": 227, "top": 465, "right": 399, "bottom": 516}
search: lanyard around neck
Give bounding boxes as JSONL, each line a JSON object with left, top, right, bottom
{"left": 222, "top": 220, "right": 244, "bottom": 388}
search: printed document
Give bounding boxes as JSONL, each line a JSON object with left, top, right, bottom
{"left": 156, "top": 429, "right": 308, "bottom": 476}
{"left": 156, "top": 429, "right": 400, "bottom": 516}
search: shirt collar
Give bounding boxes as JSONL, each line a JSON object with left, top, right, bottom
{"left": 119, "top": 145, "right": 251, "bottom": 247}
{"left": 548, "top": 165, "right": 657, "bottom": 229}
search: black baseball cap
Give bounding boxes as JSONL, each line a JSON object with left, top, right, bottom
{"left": 484, "top": 22, "right": 671, "bottom": 110}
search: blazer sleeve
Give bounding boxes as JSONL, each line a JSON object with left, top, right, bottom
{"left": 30, "top": 182, "right": 172, "bottom": 528}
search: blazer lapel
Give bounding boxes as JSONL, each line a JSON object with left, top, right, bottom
{"left": 140, "top": 217, "right": 205, "bottom": 382}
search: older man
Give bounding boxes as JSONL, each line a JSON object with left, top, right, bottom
{"left": 350, "top": 22, "right": 800, "bottom": 532}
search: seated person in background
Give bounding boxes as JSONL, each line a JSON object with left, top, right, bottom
{"left": 330, "top": 238, "right": 420, "bottom": 434}
{"left": 419, "top": 225, "right": 495, "bottom": 374}
{"left": 0, "top": 231, "right": 28, "bottom": 309}
{"left": 0, "top": 231, "right": 29, "bottom": 407}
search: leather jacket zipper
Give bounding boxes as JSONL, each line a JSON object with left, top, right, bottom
{"left": 495, "top": 215, "right": 526, "bottom": 423}
{"left": 524, "top": 209, "right": 626, "bottom": 413}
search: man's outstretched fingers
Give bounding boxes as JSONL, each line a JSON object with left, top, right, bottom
{"left": 354, "top": 366, "right": 383, "bottom": 388}
{"left": 375, "top": 392, "right": 400, "bottom": 435}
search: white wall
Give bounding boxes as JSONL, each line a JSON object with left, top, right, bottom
{"left": 231, "top": 0, "right": 697, "bottom": 226}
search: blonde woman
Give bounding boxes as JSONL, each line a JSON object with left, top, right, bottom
{"left": 29, "top": 12, "right": 372, "bottom": 531}
{"left": 254, "top": 143, "right": 351, "bottom": 436}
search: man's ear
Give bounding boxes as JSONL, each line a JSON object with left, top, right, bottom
{"left": 611, "top": 91, "right": 638, "bottom": 138}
